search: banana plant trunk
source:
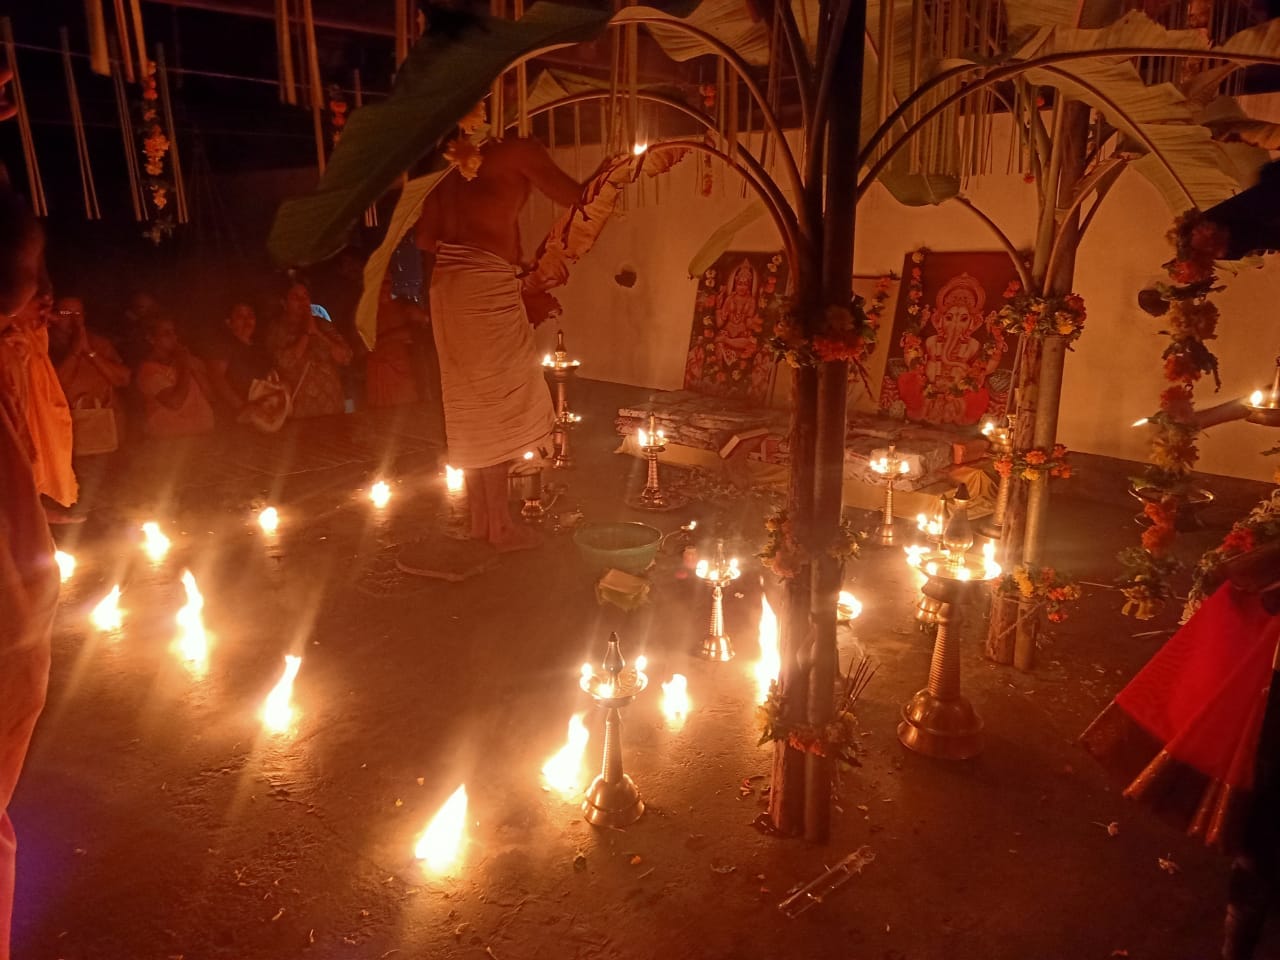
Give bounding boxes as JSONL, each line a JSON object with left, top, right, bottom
{"left": 988, "top": 100, "right": 1090, "bottom": 669}
{"left": 769, "top": 0, "right": 864, "bottom": 843}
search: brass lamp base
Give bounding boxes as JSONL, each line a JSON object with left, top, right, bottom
{"left": 897, "top": 689, "right": 983, "bottom": 760}
{"left": 873, "top": 520, "right": 896, "bottom": 546}
{"left": 694, "top": 632, "right": 734, "bottom": 662}
{"left": 582, "top": 772, "right": 644, "bottom": 827}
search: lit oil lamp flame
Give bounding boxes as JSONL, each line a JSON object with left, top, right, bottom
{"left": 176, "top": 570, "right": 208, "bottom": 669}
{"left": 445, "top": 465, "right": 464, "bottom": 493}
{"left": 982, "top": 420, "right": 995, "bottom": 436}
{"left": 541, "top": 713, "right": 589, "bottom": 797}
{"left": 258, "top": 506, "right": 279, "bottom": 534}
{"left": 262, "top": 654, "right": 302, "bottom": 734}
{"left": 580, "top": 661, "right": 593, "bottom": 680}
{"left": 1132, "top": 417, "right": 1149, "bottom": 428}
{"left": 523, "top": 451, "right": 534, "bottom": 462}
{"left": 956, "top": 565, "right": 972, "bottom": 582}
{"left": 55, "top": 549, "right": 76, "bottom": 582}
{"left": 899, "top": 460, "right": 910, "bottom": 474}
{"left": 1250, "top": 389, "right": 1265, "bottom": 406}
{"left": 543, "top": 353, "right": 553, "bottom": 365}
{"left": 904, "top": 545, "right": 927, "bottom": 568}
{"left": 91, "top": 585, "right": 123, "bottom": 631}
{"left": 141, "top": 521, "right": 170, "bottom": 562}
{"left": 925, "top": 561, "right": 939, "bottom": 576}
{"left": 633, "top": 655, "right": 648, "bottom": 675}
{"left": 982, "top": 540, "right": 1002, "bottom": 578}
{"left": 370, "top": 481, "right": 391, "bottom": 508}
{"left": 661, "top": 674, "right": 691, "bottom": 727}
{"left": 415, "top": 784, "right": 468, "bottom": 874}
{"left": 755, "top": 596, "right": 780, "bottom": 704}
{"left": 638, "top": 428, "right": 648, "bottom": 446}
{"left": 695, "top": 558, "right": 709, "bottom": 579}
{"left": 837, "top": 590, "right": 862, "bottom": 621}
{"left": 633, "top": 141, "right": 648, "bottom": 156}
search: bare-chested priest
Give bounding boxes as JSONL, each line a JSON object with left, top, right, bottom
{"left": 415, "top": 110, "right": 582, "bottom": 552}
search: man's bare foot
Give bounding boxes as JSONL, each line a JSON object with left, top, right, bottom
{"left": 492, "top": 524, "right": 541, "bottom": 553}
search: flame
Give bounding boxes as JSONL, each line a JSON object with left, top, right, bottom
{"left": 916, "top": 513, "right": 928, "bottom": 530}
{"left": 925, "top": 561, "right": 939, "bottom": 576}
{"left": 258, "top": 506, "right": 279, "bottom": 534}
{"left": 370, "top": 481, "right": 391, "bottom": 508}
{"left": 755, "top": 596, "right": 780, "bottom": 703}
{"left": 956, "top": 565, "right": 972, "bottom": 582}
{"left": 633, "top": 655, "right": 648, "bottom": 675}
{"left": 633, "top": 141, "right": 648, "bottom": 156}
{"left": 176, "top": 570, "right": 208, "bottom": 671}
{"left": 522, "top": 451, "right": 534, "bottom": 461}
{"left": 142, "top": 522, "right": 170, "bottom": 562}
{"left": 1132, "top": 417, "right": 1149, "bottom": 428}
{"left": 1250, "top": 389, "right": 1265, "bottom": 406}
{"left": 55, "top": 550, "right": 76, "bottom": 582}
{"left": 695, "top": 559, "right": 709, "bottom": 578}
{"left": 899, "top": 460, "right": 910, "bottom": 474}
{"left": 541, "top": 713, "right": 589, "bottom": 797}
{"left": 982, "top": 420, "right": 995, "bottom": 436}
{"left": 542, "top": 353, "right": 553, "bottom": 365}
{"left": 837, "top": 590, "right": 862, "bottom": 621}
{"left": 661, "top": 674, "right": 690, "bottom": 727}
{"left": 262, "top": 655, "right": 302, "bottom": 734}
{"left": 904, "top": 545, "right": 927, "bottom": 568}
{"left": 638, "top": 428, "right": 648, "bottom": 446}
{"left": 982, "top": 540, "right": 1002, "bottom": 579}
{"left": 445, "top": 465, "right": 464, "bottom": 493}
{"left": 870, "top": 457, "right": 886, "bottom": 474}
{"left": 728, "top": 557, "right": 740, "bottom": 577}
{"left": 688, "top": 520, "right": 698, "bottom": 531}
{"left": 91, "top": 585, "right": 123, "bottom": 631}
{"left": 415, "top": 784, "right": 468, "bottom": 874}
{"left": 580, "top": 662, "right": 593, "bottom": 680}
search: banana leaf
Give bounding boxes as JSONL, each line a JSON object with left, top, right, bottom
{"left": 687, "top": 200, "right": 768, "bottom": 277}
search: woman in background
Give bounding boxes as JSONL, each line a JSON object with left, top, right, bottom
{"left": 269, "top": 281, "right": 352, "bottom": 419}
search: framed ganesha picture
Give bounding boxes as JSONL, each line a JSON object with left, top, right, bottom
{"left": 683, "top": 250, "right": 789, "bottom": 406}
{"left": 877, "top": 249, "right": 1020, "bottom": 427}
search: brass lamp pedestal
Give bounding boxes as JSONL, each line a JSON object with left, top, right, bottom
{"left": 542, "top": 330, "right": 582, "bottom": 470}
{"left": 899, "top": 484, "right": 999, "bottom": 760}
{"left": 870, "top": 442, "right": 909, "bottom": 547}
{"left": 694, "top": 540, "right": 740, "bottom": 661}
{"left": 979, "top": 414, "right": 1017, "bottom": 540}
{"left": 580, "top": 633, "right": 647, "bottom": 828}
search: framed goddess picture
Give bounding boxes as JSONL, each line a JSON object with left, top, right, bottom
{"left": 683, "top": 250, "right": 789, "bottom": 406}
{"left": 877, "top": 249, "right": 1020, "bottom": 427}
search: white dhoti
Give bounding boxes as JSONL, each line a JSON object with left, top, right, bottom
{"left": 429, "top": 243, "right": 555, "bottom": 469}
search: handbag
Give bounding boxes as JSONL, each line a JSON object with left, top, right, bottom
{"left": 239, "top": 375, "right": 292, "bottom": 433}
{"left": 71, "top": 397, "right": 119, "bottom": 456}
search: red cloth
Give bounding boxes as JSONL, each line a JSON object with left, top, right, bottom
{"left": 1115, "top": 584, "right": 1278, "bottom": 791}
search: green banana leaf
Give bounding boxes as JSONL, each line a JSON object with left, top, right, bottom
{"left": 686, "top": 200, "right": 768, "bottom": 277}
{"left": 268, "top": 2, "right": 618, "bottom": 266}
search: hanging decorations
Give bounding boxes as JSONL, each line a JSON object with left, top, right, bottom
{"left": 138, "top": 61, "right": 174, "bottom": 243}
{"left": 769, "top": 275, "right": 893, "bottom": 378}
{"left": 326, "top": 84, "right": 349, "bottom": 148}
{"left": 996, "top": 285, "right": 1087, "bottom": 343}
{"left": 442, "top": 100, "right": 489, "bottom": 181}
{"left": 759, "top": 511, "right": 861, "bottom": 582}
{"left": 1120, "top": 210, "right": 1230, "bottom": 615}
{"left": 998, "top": 564, "right": 1082, "bottom": 623}
{"left": 1184, "top": 488, "right": 1280, "bottom": 622}
{"left": 698, "top": 82, "right": 715, "bottom": 198}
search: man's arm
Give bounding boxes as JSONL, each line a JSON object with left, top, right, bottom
{"left": 516, "top": 137, "right": 583, "bottom": 208}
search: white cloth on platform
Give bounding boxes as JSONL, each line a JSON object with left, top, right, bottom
{"left": 429, "top": 242, "right": 555, "bottom": 469}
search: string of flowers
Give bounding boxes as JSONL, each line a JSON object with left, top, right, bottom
{"left": 138, "top": 62, "right": 174, "bottom": 244}
{"left": 996, "top": 285, "right": 1087, "bottom": 344}
{"left": 1183, "top": 487, "right": 1280, "bottom": 621}
{"left": 769, "top": 275, "right": 893, "bottom": 380}
{"left": 698, "top": 83, "right": 716, "bottom": 197}
{"left": 998, "top": 564, "right": 1082, "bottom": 623}
{"left": 994, "top": 444, "right": 1072, "bottom": 481}
{"left": 759, "top": 510, "right": 861, "bottom": 581}
{"left": 898, "top": 249, "right": 927, "bottom": 369}
{"left": 756, "top": 653, "right": 875, "bottom": 762}
{"left": 326, "top": 84, "right": 349, "bottom": 148}
{"left": 1119, "top": 209, "right": 1229, "bottom": 615}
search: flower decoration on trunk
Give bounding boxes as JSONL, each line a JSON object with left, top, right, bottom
{"left": 999, "top": 564, "right": 1082, "bottom": 623}
{"left": 138, "top": 62, "right": 174, "bottom": 243}
{"left": 996, "top": 285, "right": 1087, "bottom": 344}
{"left": 994, "top": 444, "right": 1071, "bottom": 482}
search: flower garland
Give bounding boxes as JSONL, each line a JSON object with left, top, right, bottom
{"left": 756, "top": 682, "right": 861, "bottom": 761}
{"left": 138, "top": 63, "right": 174, "bottom": 244}
{"left": 998, "top": 564, "right": 1082, "bottom": 623}
{"left": 996, "top": 284, "right": 1087, "bottom": 344}
{"left": 442, "top": 101, "right": 489, "bottom": 181}
{"left": 1183, "top": 488, "right": 1280, "bottom": 621}
{"left": 769, "top": 275, "right": 893, "bottom": 379}
{"left": 1120, "top": 209, "right": 1229, "bottom": 614}
{"left": 898, "top": 249, "right": 927, "bottom": 368}
{"left": 326, "top": 84, "right": 349, "bottom": 148}
{"left": 698, "top": 83, "right": 716, "bottom": 197}
{"left": 994, "top": 444, "right": 1072, "bottom": 482}
{"left": 758, "top": 510, "right": 860, "bottom": 581}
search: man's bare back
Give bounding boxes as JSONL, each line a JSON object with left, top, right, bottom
{"left": 418, "top": 137, "right": 582, "bottom": 266}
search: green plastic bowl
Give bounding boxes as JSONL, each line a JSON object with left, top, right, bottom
{"left": 573, "top": 522, "right": 662, "bottom": 575}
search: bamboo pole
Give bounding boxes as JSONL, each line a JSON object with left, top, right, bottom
{"left": 128, "top": 0, "right": 150, "bottom": 77}
{"left": 491, "top": 0, "right": 505, "bottom": 139}
{"left": 354, "top": 69, "right": 377, "bottom": 227}
{"left": 155, "top": 45, "right": 189, "bottom": 223}
{"left": 111, "top": 39, "right": 146, "bottom": 221}
{"left": 395, "top": 0, "right": 409, "bottom": 65}
{"left": 515, "top": 0, "right": 529, "bottom": 136}
{"left": 274, "top": 0, "right": 297, "bottom": 104}
{"left": 61, "top": 27, "right": 102, "bottom": 220}
{"left": 300, "top": 0, "right": 325, "bottom": 175}
{"left": 112, "top": 0, "right": 135, "bottom": 82}
{"left": 86, "top": 0, "right": 111, "bottom": 76}
{"left": 0, "top": 18, "right": 47, "bottom": 216}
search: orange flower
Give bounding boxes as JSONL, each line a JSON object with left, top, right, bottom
{"left": 1025, "top": 449, "right": 1047, "bottom": 465}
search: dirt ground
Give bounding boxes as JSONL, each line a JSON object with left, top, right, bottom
{"left": 12, "top": 378, "right": 1279, "bottom": 960}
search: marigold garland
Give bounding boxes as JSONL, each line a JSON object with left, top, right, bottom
{"left": 138, "top": 62, "right": 174, "bottom": 244}
{"left": 1183, "top": 488, "right": 1280, "bottom": 621}
{"left": 769, "top": 276, "right": 893, "bottom": 377}
{"left": 994, "top": 444, "right": 1072, "bottom": 482}
{"left": 998, "top": 564, "right": 1082, "bottom": 623}
{"left": 996, "top": 284, "right": 1087, "bottom": 343}
{"left": 1120, "top": 209, "right": 1229, "bottom": 615}
{"left": 755, "top": 682, "right": 862, "bottom": 763}
{"left": 326, "top": 84, "right": 349, "bottom": 148}
{"left": 758, "top": 510, "right": 861, "bottom": 581}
